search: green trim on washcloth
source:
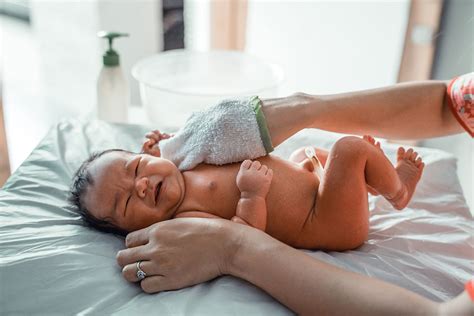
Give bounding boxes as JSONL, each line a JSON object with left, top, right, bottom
{"left": 251, "top": 96, "right": 274, "bottom": 153}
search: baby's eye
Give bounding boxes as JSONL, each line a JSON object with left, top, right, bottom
{"left": 135, "top": 157, "right": 141, "bottom": 176}
{"left": 124, "top": 195, "right": 131, "bottom": 216}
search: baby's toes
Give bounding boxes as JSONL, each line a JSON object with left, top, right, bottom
{"left": 415, "top": 157, "right": 422, "bottom": 167}
{"left": 420, "top": 162, "right": 425, "bottom": 171}
{"left": 411, "top": 151, "right": 418, "bottom": 162}
{"left": 397, "top": 147, "right": 405, "bottom": 160}
{"left": 363, "top": 135, "right": 375, "bottom": 144}
{"left": 260, "top": 165, "right": 268, "bottom": 174}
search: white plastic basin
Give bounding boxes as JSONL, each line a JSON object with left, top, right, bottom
{"left": 132, "top": 49, "right": 284, "bottom": 126}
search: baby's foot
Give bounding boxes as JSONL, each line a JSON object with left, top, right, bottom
{"left": 363, "top": 135, "right": 382, "bottom": 196}
{"left": 363, "top": 135, "right": 383, "bottom": 152}
{"left": 388, "top": 147, "right": 425, "bottom": 210}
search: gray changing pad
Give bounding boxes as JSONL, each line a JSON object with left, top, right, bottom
{"left": 0, "top": 119, "right": 472, "bottom": 315}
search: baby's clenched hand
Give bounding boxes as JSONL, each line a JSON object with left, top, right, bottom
{"left": 141, "top": 130, "right": 173, "bottom": 157}
{"left": 236, "top": 160, "right": 273, "bottom": 198}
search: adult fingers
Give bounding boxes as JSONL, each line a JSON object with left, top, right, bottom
{"left": 122, "top": 260, "right": 160, "bottom": 283}
{"left": 140, "top": 275, "right": 169, "bottom": 294}
{"left": 141, "top": 274, "right": 194, "bottom": 294}
{"left": 116, "top": 244, "right": 150, "bottom": 268}
{"left": 125, "top": 226, "right": 153, "bottom": 248}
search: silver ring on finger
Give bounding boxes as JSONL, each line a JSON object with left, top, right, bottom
{"left": 136, "top": 261, "right": 147, "bottom": 281}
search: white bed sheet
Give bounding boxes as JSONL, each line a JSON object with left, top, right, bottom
{"left": 0, "top": 120, "right": 472, "bottom": 315}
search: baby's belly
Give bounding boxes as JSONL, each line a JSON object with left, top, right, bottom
{"left": 266, "top": 188, "right": 317, "bottom": 246}
{"left": 191, "top": 157, "right": 320, "bottom": 246}
{"left": 265, "top": 168, "right": 319, "bottom": 246}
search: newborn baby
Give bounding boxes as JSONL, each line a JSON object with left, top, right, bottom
{"left": 71, "top": 131, "right": 424, "bottom": 251}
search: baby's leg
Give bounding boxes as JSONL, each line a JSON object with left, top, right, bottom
{"left": 290, "top": 146, "right": 379, "bottom": 195}
{"left": 310, "top": 136, "right": 423, "bottom": 250}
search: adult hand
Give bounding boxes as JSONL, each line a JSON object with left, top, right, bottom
{"left": 116, "top": 218, "right": 241, "bottom": 293}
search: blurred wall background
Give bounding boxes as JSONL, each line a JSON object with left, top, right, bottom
{"left": 1, "top": 0, "right": 471, "bottom": 208}
{"left": 424, "top": 0, "right": 473, "bottom": 210}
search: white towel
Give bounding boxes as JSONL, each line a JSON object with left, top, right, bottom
{"left": 159, "top": 96, "right": 274, "bottom": 171}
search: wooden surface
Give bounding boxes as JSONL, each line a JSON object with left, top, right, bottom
{"left": 210, "top": 0, "right": 247, "bottom": 50}
{"left": 398, "top": 0, "right": 444, "bottom": 82}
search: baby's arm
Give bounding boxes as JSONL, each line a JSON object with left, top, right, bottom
{"left": 141, "top": 130, "right": 173, "bottom": 157}
{"left": 232, "top": 160, "right": 273, "bottom": 231}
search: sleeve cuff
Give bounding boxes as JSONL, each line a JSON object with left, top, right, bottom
{"left": 251, "top": 96, "right": 274, "bottom": 154}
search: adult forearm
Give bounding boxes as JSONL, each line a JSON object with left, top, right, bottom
{"left": 228, "top": 227, "right": 437, "bottom": 316}
{"left": 262, "top": 81, "right": 462, "bottom": 142}
{"left": 314, "top": 80, "right": 460, "bottom": 139}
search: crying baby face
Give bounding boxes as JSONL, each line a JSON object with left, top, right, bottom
{"left": 78, "top": 150, "right": 186, "bottom": 233}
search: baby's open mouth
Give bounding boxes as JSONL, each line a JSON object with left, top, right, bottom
{"left": 155, "top": 181, "right": 162, "bottom": 205}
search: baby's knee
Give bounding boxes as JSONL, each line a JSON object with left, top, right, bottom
{"left": 331, "top": 136, "right": 367, "bottom": 157}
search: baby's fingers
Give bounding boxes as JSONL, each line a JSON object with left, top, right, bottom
{"left": 160, "top": 133, "right": 172, "bottom": 140}
{"left": 250, "top": 161, "right": 262, "bottom": 170}
{"left": 265, "top": 168, "right": 273, "bottom": 178}
{"left": 144, "top": 139, "right": 157, "bottom": 148}
{"left": 142, "top": 139, "right": 158, "bottom": 152}
{"left": 240, "top": 160, "right": 252, "bottom": 170}
{"left": 145, "top": 132, "right": 160, "bottom": 143}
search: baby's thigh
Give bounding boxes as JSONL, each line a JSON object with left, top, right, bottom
{"left": 310, "top": 152, "right": 370, "bottom": 249}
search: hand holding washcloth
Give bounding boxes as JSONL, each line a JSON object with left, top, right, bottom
{"left": 150, "top": 96, "right": 274, "bottom": 170}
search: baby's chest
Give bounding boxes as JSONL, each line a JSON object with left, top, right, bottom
{"left": 194, "top": 166, "right": 241, "bottom": 218}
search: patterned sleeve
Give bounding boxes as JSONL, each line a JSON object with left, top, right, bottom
{"left": 447, "top": 72, "right": 474, "bottom": 137}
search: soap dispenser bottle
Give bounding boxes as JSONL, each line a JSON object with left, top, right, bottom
{"left": 97, "top": 31, "right": 129, "bottom": 123}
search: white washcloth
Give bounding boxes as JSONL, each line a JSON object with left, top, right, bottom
{"left": 159, "top": 96, "right": 274, "bottom": 170}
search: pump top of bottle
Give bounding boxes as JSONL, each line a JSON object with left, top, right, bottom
{"left": 97, "top": 31, "right": 129, "bottom": 66}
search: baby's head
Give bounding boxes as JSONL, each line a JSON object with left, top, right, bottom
{"left": 69, "top": 149, "right": 185, "bottom": 236}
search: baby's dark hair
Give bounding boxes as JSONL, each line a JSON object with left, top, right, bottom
{"left": 69, "top": 148, "right": 133, "bottom": 237}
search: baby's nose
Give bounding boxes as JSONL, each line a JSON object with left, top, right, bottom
{"left": 135, "top": 177, "right": 149, "bottom": 198}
